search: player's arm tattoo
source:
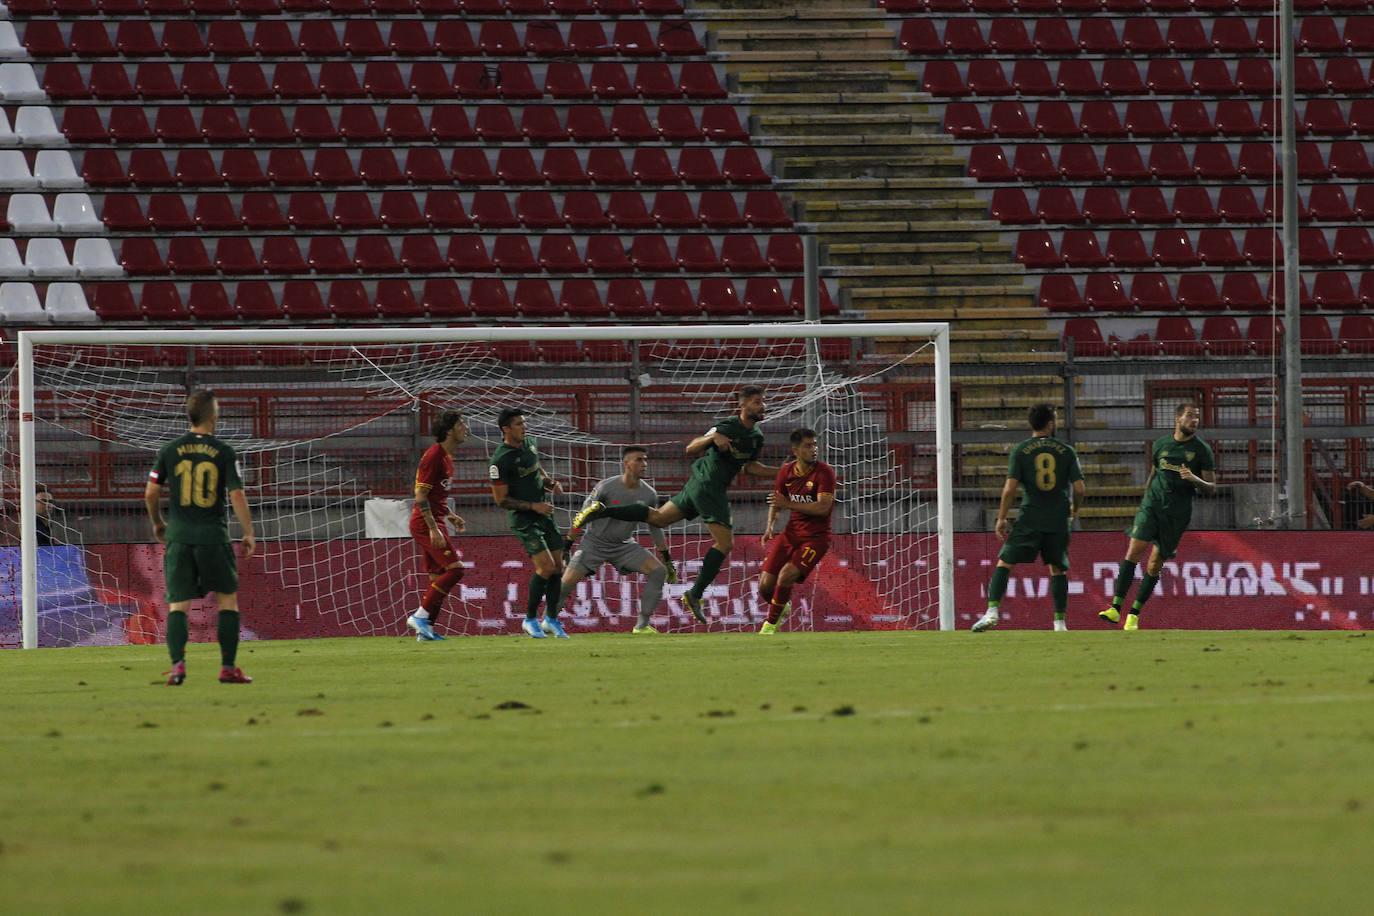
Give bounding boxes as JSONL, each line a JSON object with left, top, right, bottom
{"left": 416, "top": 482, "right": 437, "bottom": 528}
{"left": 499, "top": 496, "right": 535, "bottom": 511}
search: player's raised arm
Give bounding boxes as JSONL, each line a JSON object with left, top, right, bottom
{"left": 686, "top": 427, "right": 724, "bottom": 455}
{"left": 1178, "top": 465, "right": 1216, "bottom": 493}
{"left": 745, "top": 459, "right": 779, "bottom": 477}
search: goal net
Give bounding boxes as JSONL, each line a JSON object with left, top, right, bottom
{"left": 2, "top": 323, "right": 952, "bottom": 649}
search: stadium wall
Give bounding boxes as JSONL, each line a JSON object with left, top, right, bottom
{"left": 4, "top": 532, "right": 1373, "bottom": 647}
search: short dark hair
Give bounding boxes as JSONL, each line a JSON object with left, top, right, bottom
{"left": 622, "top": 444, "right": 647, "bottom": 458}
{"left": 1175, "top": 400, "right": 1199, "bottom": 418}
{"left": 187, "top": 390, "right": 217, "bottom": 426}
{"left": 789, "top": 427, "right": 816, "bottom": 447}
{"left": 739, "top": 384, "right": 764, "bottom": 402}
{"left": 1028, "top": 403, "right": 1055, "bottom": 431}
{"left": 497, "top": 407, "right": 524, "bottom": 430}
{"left": 432, "top": 410, "right": 463, "bottom": 442}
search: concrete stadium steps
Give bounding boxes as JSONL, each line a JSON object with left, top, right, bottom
{"left": 703, "top": 3, "right": 1144, "bottom": 526}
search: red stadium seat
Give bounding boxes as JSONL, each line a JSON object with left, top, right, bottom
{"left": 676, "top": 235, "right": 722, "bottom": 272}
{"left": 1078, "top": 19, "right": 1123, "bottom": 54}
{"left": 1336, "top": 227, "right": 1374, "bottom": 264}
{"left": 1218, "top": 185, "right": 1264, "bottom": 222}
{"left": 1011, "top": 60, "right": 1056, "bottom": 96}
{"left": 944, "top": 19, "right": 989, "bottom": 54}
{"left": 942, "top": 103, "right": 989, "bottom": 140}
{"left": 1012, "top": 144, "right": 1057, "bottom": 181}
{"left": 537, "top": 236, "right": 586, "bottom": 273}
{"left": 968, "top": 146, "right": 1014, "bottom": 182}
{"left": 241, "top": 193, "right": 288, "bottom": 230}
{"left": 743, "top": 191, "right": 793, "bottom": 228}
{"left": 544, "top": 62, "right": 593, "bottom": 100}
{"left": 698, "top": 277, "right": 744, "bottom": 316}
{"left": 1313, "top": 272, "right": 1358, "bottom": 309}
{"left": 698, "top": 191, "right": 747, "bottom": 229}
{"left": 723, "top": 235, "right": 770, "bottom": 272}
{"left": 1079, "top": 101, "right": 1127, "bottom": 139}
{"left": 607, "top": 191, "right": 656, "bottom": 229}
{"left": 630, "top": 235, "right": 676, "bottom": 272}
{"left": 447, "top": 236, "right": 493, "bottom": 273}
{"left": 1330, "top": 142, "right": 1374, "bottom": 179}
{"left": 1038, "top": 188, "right": 1084, "bottom": 223}
{"left": 1155, "top": 317, "right": 1203, "bottom": 356}
{"left": 397, "top": 236, "right": 445, "bottom": 273}
{"left": 1101, "top": 59, "right": 1146, "bottom": 95}
{"left": 1130, "top": 273, "right": 1176, "bottom": 311}
{"left": 1122, "top": 17, "right": 1167, "bottom": 54}
{"left": 653, "top": 278, "right": 697, "bottom": 317}
{"left": 1082, "top": 188, "right": 1126, "bottom": 223}
{"left": 333, "top": 192, "right": 380, "bottom": 229}
{"left": 1124, "top": 101, "right": 1170, "bottom": 138}
{"left": 968, "top": 60, "right": 1012, "bottom": 96}
{"left": 989, "top": 102, "right": 1035, "bottom": 139}
{"left": 1040, "top": 275, "right": 1086, "bottom": 312}
{"left": 1174, "top": 187, "right": 1219, "bottom": 223}
{"left": 308, "top": 237, "right": 354, "bottom": 274}
{"left": 1243, "top": 228, "right": 1283, "bottom": 266}
{"left": 1057, "top": 60, "right": 1103, "bottom": 96}
{"left": 214, "top": 238, "right": 262, "bottom": 276}
{"left": 1062, "top": 318, "right": 1110, "bottom": 356}
{"left": 493, "top": 236, "right": 538, "bottom": 274}
{"left": 1014, "top": 230, "right": 1061, "bottom": 268}
{"left": 560, "top": 279, "right": 607, "bottom": 320}
{"left": 1149, "top": 144, "right": 1194, "bottom": 180}
{"left": 108, "top": 106, "right": 154, "bottom": 143}
{"left": 1197, "top": 229, "right": 1245, "bottom": 266}
{"left": 607, "top": 278, "right": 652, "bottom": 318}
{"left": 991, "top": 188, "right": 1036, "bottom": 224}
{"left": 1106, "top": 229, "right": 1152, "bottom": 267}
{"left": 1193, "top": 144, "right": 1240, "bottom": 180}
{"left": 141, "top": 283, "right": 189, "bottom": 321}
{"left": 586, "top": 235, "right": 633, "bottom": 273}
{"left": 1126, "top": 187, "right": 1171, "bottom": 223}
{"left": 192, "top": 193, "right": 238, "bottom": 231}
{"left": 261, "top": 237, "right": 307, "bottom": 276}
{"left": 1079, "top": 273, "right": 1126, "bottom": 311}
{"left": 1062, "top": 230, "right": 1108, "bottom": 268}
{"left": 561, "top": 191, "right": 611, "bottom": 230}
{"left": 516, "top": 190, "right": 565, "bottom": 230}
{"left": 1221, "top": 272, "right": 1265, "bottom": 310}
{"left": 679, "top": 62, "right": 727, "bottom": 100}
{"left": 471, "top": 191, "right": 520, "bottom": 229}
{"left": 1176, "top": 274, "right": 1223, "bottom": 311}
{"left": 1036, "top": 102, "right": 1081, "bottom": 139}
{"left": 1340, "top": 314, "right": 1374, "bottom": 353}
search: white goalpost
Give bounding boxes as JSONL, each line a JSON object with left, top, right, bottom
{"left": 5, "top": 322, "right": 953, "bottom": 649}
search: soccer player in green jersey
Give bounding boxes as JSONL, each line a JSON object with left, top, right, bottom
{"left": 972, "top": 404, "right": 1085, "bottom": 632}
{"left": 490, "top": 407, "right": 568, "bottom": 639}
{"left": 1101, "top": 400, "right": 1216, "bottom": 630}
{"left": 569, "top": 385, "right": 778, "bottom": 624}
{"left": 145, "top": 390, "right": 256, "bottom": 685}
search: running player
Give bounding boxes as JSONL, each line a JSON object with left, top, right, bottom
{"left": 405, "top": 409, "right": 468, "bottom": 642}
{"left": 1101, "top": 400, "right": 1216, "bottom": 630}
{"left": 490, "top": 407, "right": 568, "bottom": 639}
{"left": 757, "top": 428, "right": 835, "bottom": 635}
{"left": 569, "top": 385, "right": 777, "bottom": 625}
{"left": 145, "top": 389, "right": 256, "bottom": 685}
{"left": 560, "top": 445, "right": 678, "bottom": 635}
{"left": 971, "top": 404, "right": 1085, "bottom": 633}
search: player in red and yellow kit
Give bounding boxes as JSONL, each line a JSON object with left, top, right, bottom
{"left": 757, "top": 427, "right": 836, "bottom": 634}
{"left": 405, "top": 410, "right": 468, "bottom": 641}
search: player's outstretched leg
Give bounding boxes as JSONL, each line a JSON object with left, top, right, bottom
{"left": 568, "top": 500, "right": 606, "bottom": 535}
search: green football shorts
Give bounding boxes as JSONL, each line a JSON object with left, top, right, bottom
{"left": 510, "top": 513, "right": 566, "bottom": 557}
{"left": 668, "top": 478, "right": 733, "bottom": 529}
{"left": 163, "top": 541, "right": 239, "bottom": 603}
{"left": 1128, "top": 504, "right": 1190, "bottom": 559}
{"left": 998, "top": 521, "right": 1071, "bottom": 569}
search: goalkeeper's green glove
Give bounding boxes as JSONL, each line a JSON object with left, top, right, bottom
{"left": 660, "top": 550, "right": 678, "bottom": 584}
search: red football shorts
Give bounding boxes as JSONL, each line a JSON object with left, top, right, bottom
{"left": 761, "top": 531, "right": 830, "bottom": 582}
{"left": 410, "top": 515, "right": 460, "bottom": 577}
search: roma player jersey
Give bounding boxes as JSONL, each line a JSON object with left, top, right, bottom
{"left": 148, "top": 432, "right": 244, "bottom": 545}
{"left": 774, "top": 459, "right": 836, "bottom": 539}
{"left": 412, "top": 442, "right": 453, "bottom": 523}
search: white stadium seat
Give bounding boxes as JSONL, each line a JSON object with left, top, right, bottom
{"left": 0, "top": 22, "right": 23, "bottom": 60}
{"left": 45, "top": 282, "right": 98, "bottom": 323}
{"left": 72, "top": 238, "right": 123, "bottom": 278}
{"left": 0, "top": 110, "right": 16, "bottom": 147}
{"left": 6, "top": 193, "right": 55, "bottom": 233}
{"left": 34, "top": 150, "right": 82, "bottom": 189}
{"left": 24, "top": 238, "right": 74, "bottom": 279}
{"left": 52, "top": 193, "right": 104, "bottom": 232}
{"left": 0, "top": 148, "right": 38, "bottom": 189}
{"left": 0, "top": 282, "right": 47, "bottom": 323}
{"left": 0, "top": 238, "right": 25, "bottom": 279}
{"left": 0, "top": 64, "right": 45, "bottom": 102}
{"left": 14, "top": 107, "right": 64, "bottom": 145}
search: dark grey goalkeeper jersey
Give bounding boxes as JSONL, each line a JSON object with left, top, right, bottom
{"left": 580, "top": 476, "right": 668, "bottom": 553}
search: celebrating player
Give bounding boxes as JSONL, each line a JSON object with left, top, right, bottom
{"left": 1101, "top": 400, "right": 1216, "bottom": 630}
{"left": 404, "top": 409, "right": 468, "bottom": 643}
{"left": 757, "top": 428, "right": 835, "bottom": 635}
{"left": 490, "top": 407, "right": 568, "bottom": 639}
{"left": 560, "top": 445, "right": 678, "bottom": 635}
{"left": 569, "top": 385, "right": 777, "bottom": 625}
{"left": 144, "top": 389, "right": 256, "bottom": 685}
{"left": 971, "top": 404, "right": 1085, "bottom": 633}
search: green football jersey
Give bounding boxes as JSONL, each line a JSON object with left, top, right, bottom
{"left": 490, "top": 437, "right": 548, "bottom": 522}
{"left": 1143, "top": 433, "right": 1215, "bottom": 516}
{"left": 149, "top": 432, "right": 244, "bottom": 545}
{"left": 1006, "top": 435, "right": 1083, "bottom": 532}
{"left": 690, "top": 416, "right": 764, "bottom": 491}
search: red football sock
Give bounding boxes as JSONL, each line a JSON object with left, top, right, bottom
{"left": 767, "top": 584, "right": 793, "bottom": 625}
{"left": 421, "top": 566, "right": 464, "bottom": 623}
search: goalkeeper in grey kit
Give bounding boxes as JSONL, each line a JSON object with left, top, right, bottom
{"left": 560, "top": 445, "right": 678, "bottom": 634}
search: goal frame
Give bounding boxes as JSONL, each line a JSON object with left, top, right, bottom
{"left": 14, "top": 321, "right": 954, "bottom": 648}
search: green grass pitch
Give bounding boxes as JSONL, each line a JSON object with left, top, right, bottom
{"left": 3, "top": 630, "right": 1373, "bottom": 915}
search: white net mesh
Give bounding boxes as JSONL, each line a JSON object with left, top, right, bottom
{"left": 1, "top": 328, "right": 944, "bottom": 647}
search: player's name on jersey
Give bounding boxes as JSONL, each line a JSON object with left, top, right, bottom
{"left": 175, "top": 442, "right": 222, "bottom": 458}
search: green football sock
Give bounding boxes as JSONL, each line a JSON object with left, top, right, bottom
{"left": 1133, "top": 573, "right": 1159, "bottom": 613}
{"left": 1112, "top": 560, "right": 1138, "bottom": 608}
{"left": 217, "top": 610, "right": 240, "bottom": 667}
{"left": 602, "top": 504, "right": 650, "bottom": 522}
{"left": 166, "top": 610, "right": 188, "bottom": 664}
{"left": 526, "top": 573, "right": 547, "bottom": 619}
{"left": 543, "top": 574, "right": 562, "bottom": 618}
{"left": 987, "top": 565, "right": 1011, "bottom": 607}
{"left": 690, "top": 547, "right": 726, "bottom": 598}
{"left": 1050, "top": 574, "right": 1068, "bottom": 614}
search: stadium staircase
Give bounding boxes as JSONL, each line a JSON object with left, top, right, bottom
{"left": 704, "top": 0, "right": 1135, "bottom": 527}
